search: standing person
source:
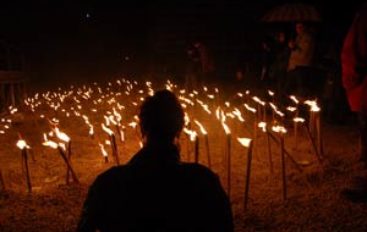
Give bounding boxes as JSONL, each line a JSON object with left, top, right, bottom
{"left": 341, "top": 3, "right": 367, "bottom": 202}
{"left": 77, "top": 90, "right": 234, "bottom": 231}
{"left": 260, "top": 36, "right": 275, "bottom": 87}
{"left": 286, "top": 23, "right": 315, "bottom": 96}
{"left": 185, "top": 44, "right": 201, "bottom": 91}
{"left": 194, "top": 41, "right": 215, "bottom": 86}
{"left": 271, "top": 31, "right": 290, "bottom": 95}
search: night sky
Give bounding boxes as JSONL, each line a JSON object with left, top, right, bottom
{"left": 0, "top": 0, "right": 365, "bottom": 84}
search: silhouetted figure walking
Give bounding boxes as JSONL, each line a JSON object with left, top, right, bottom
{"left": 77, "top": 90, "right": 233, "bottom": 232}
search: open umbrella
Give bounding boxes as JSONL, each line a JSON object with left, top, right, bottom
{"left": 262, "top": 3, "right": 321, "bottom": 22}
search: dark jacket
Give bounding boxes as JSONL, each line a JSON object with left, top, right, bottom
{"left": 77, "top": 144, "right": 233, "bottom": 232}
{"left": 341, "top": 3, "right": 367, "bottom": 112}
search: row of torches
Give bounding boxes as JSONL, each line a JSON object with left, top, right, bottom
{"left": 1, "top": 79, "right": 323, "bottom": 211}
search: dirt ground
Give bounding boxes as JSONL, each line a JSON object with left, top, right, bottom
{"left": 0, "top": 80, "right": 366, "bottom": 232}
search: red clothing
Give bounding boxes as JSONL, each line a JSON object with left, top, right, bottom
{"left": 341, "top": 5, "right": 367, "bottom": 112}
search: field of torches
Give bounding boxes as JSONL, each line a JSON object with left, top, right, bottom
{"left": 0, "top": 79, "right": 327, "bottom": 212}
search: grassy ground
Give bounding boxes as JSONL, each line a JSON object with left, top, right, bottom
{"left": 0, "top": 80, "right": 366, "bottom": 232}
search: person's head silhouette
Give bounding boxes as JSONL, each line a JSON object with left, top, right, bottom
{"left": 139, "top": 90, "right": 184, "bottom": 146}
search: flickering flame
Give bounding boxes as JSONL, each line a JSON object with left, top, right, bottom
{"left": 222, "top": 122, "right": 231, "bottom": 135}
{"left": 59, "top": 143, "right": 66, "bottom": 152}
{"left": 109, "top": 115, "right": 117, "bottom": 125}
{"left": 290, "top": 95, "right": 299, "bottom": 104}
{"left": 184, "top": 128, "right": 197, "bottom": 141}
{"left": 268, "top": 90, "right": 274, "bottom": 96}
{"left": 252, "top": 96, "right": 265, "bottom": 106}
{"left": 244, "top": 104, "right": 256, "bottom": 113}
{"left": 215, "top": 107, "right": 221, "bottom": 120}
{"left": 237, "top": 137, "right": 252, "bottom": 148}
{"left": 293, "top": 117, "right": 305, "bottom": 123}
{"left": 194, "top": 120, "right": 207, "bottom": 135}
{"left": 55, "top": 127, "right": 70, "bottom": 143}
{"left": 272, "top": 125, "right": 287, "bottom": 134}
{"left": 128, "top": 122, "right": 137, "bottom": 129}
{"left": 233, "top": 108, "right": 245, "bottom": 122}
{"left": 184, "top": 113, "right": 190, "bottom": 126}
{"left": 10, "top": 107, "right": 18, "bottom": 114}
{"left": 225, "top": 102, "right": 230, "bottom": 107}
{"left": 275, "top": 110, "right": 285, "bottom": 117}
{"left": 304, "top": 100, "right": 321, "bottom": 112}
{"left": 207, "top": 94, "right": 215, "bottom": 99}
{"left": 89, "top": 125, "right": 94, "bottom": 136}
{"left": 203, "top": 105, "right": 211, "bottom": 114}
{"left": 286, "top": 106, "right": 297, "bottom": 112}
{"left": 99, "top": 143, "right": 108, "bottom": 157}
{"left": 16, "top": 140, "right": 30, "bottom": 150}
{"left": 104, "top": 116, "right": 110, "bottom": 126}
{"left": 269, "top": 103, "right": 277, "bottom": 111}
{"left": 269, "top": 103, "right": 284, "bottom": 117}
{"left": 42, "top": 134, "right": 58, "bottom": 149}
{"left": 101, "top": 123, "right": 114, "bottom": 136}
{"left": 237, "top": 93, "right": 243, "bottom": 98}
{"left": 258, "top": 122, "right": 267, "bottom": 132}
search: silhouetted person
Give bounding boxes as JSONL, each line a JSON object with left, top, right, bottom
{"left": 185, "top": 44, "right": 201, "bottom": 91}
{"left": 77, "top": 90, "right": 234, "bottom": 232}
{"left": 341, "top": 2, "right": 367, "bottom": 203}
{"left": 271, "top": 31, "right": 290, "bottom": 95}
{"left": 286, "top": 23, "right": 315, "bottom": 96}
{"left": 193, "top": 41, "right": 215, "bottom": 86}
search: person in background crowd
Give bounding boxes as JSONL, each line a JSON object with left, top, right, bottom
{"left": 341, "top": 2, "right": 367, "bottom": 203}
{"left": 270, "top": 31, "right": 290, "bottom": 95}
{"left": 194, "top": 40, "right": 215, "bottom": 86}
{"left": 185, "top": 44, "right": 201, "bottom": 91}
{"left": 286, "top": 23, "right": 315, "bottom": 96}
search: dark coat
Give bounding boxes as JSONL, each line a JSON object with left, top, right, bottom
{"left": 77, "top": 144, "right": 233, "bottom": 232}
{"left": 341, "top": 3, "right": 367, "bottom": 113}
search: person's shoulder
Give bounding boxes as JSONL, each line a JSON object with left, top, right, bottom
{"left": 93, "top": 165, "right": 131, "bottom": 187}
{"left": 180, "top": 163, "right": 219, "bottom": 180}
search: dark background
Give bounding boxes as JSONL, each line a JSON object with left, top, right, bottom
{"left": 0, "top": 0, "right": 365, "bottom": 86}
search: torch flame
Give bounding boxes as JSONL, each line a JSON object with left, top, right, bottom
{"left": 244, "top": 104, "right": 257, "bottom": 113}
{"left": 293, "top": 117, "right": 305, "bottom": 123}
{"left": 222, "top": 122, "right": 231, "bottom": 135}
{"left": 286, "top": 106, "right": 297, "bottom": 112}
{"left": 258, "top": 122, "right": 267, "bottom": 132}
{"left": 194, "top": 120, "right": 207, "bottom": 135}
{"left": 42, "top": 134, "right": 58, "bottom": 149}
{"left": 290, "top": 95, "right": 299, "bottom": 104}
{"left": 101, "top": 123, "right": 114, "bottom": 136}
{"left": 252, "top": 96, "right": 265, "bottom": 106}
{"left": 89, "top": 125, "right": 94, "bottom": 136}
{"left": 99, "top": 143, "right": 108, "bottom": 157}
{"left": 128, "top": 122, "right": 137, "bottom": 129}
{"left": 304, "top": 100, "right": 321, "bottom": 112}
{"left": 54, "top": 127, "right": 70, "bottom": 143}
{"left": 16, "top": 140, "right": 30, "bottom": 150}
{"left": 184, "top": 113, "right": 190, "bottom": 126}
{"left": 233, "top": 108, "right": 245, "bottom": 122}
{"left": 272, "top": 125, "right": 287, "bottom": 134}
{"left": 183, "top": 128, "right": 197, "bottom": 141}
{"left": 237, "top": 137, "right": 252, "bottom": 148}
